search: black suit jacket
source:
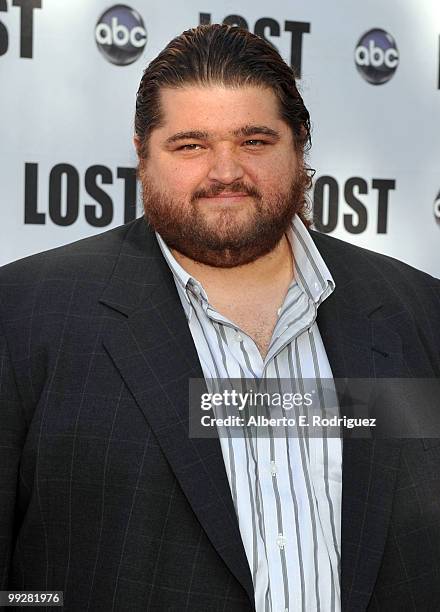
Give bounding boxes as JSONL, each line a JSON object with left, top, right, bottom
{"left": 1, "top": 217, "right": 439, "bottom": 611}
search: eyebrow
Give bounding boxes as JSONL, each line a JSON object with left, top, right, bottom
{"left": 164, "top": 125, "right": 281, "bottom": 146}
{"left": 233, "top": 125, "right": 280, "bottom": 139}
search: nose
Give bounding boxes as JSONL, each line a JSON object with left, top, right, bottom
{"left": 206, "top": 145, "right": 244, "bottom": 184}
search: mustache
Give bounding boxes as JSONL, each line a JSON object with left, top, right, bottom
{"left": 191, "top": 182, "right": 262, "bottom": 202}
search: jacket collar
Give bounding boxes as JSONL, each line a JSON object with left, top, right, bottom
{"left": 100, "top": 218, "right": 255, "bottom": 605}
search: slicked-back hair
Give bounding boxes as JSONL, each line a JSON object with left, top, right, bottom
{"left": 135, "top": 24, "right": 311, "bottom": 158}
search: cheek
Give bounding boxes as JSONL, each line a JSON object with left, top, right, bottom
{"left": 249, "top": 159, "right": 295, "bottom": 191}
{"left": 271, "top": 149, "right": 297, "bottom": 175}
{"left": 246, "top": 155, "right": 296, "bottom": 191}
{"left": 168, "top": 166, "right": 210, "bottom": 199}
{"left": 155, "top": 155, "right": 207, "bottom": 187}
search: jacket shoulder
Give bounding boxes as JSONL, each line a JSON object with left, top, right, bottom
{"left": 1, "top": 221, "right": 135, "bottom": 282}
{"left": 0, "top": 220, "right": 140, "bottom": 318}
{"left": 310, "top": 230, "right": 440, "bottom": 361}
{"left": 310, "top": 230, "right": 440, "bottom": 292}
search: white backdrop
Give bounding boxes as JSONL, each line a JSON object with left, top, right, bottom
{"left": 1, "top": 0, "right": 439, "bottom": 277}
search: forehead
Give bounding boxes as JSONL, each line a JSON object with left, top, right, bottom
{"left": 157, "top": 85, "right": 286, "bottom": 134}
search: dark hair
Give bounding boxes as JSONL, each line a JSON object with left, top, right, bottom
{"left": 136, "top": 24, "right": 312, "bottom": 151}
{"left": 135, "top": 24, "right": 314, "bottom": 223}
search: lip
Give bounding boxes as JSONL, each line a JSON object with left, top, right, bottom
{"left": 202, "top": 193, "right": 249, "bottom": 199}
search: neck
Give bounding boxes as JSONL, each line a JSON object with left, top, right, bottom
{"left": 171, "top": 234, "right": 294, "bottom": 296}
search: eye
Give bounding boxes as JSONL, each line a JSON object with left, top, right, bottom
{"left": 177, "top": 143, "right": 203, "bottom": 151}
{"left": 243, "top": 139, "right": 268, "bottom": 147}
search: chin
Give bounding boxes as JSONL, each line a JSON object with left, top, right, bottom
{"left": 201, "top": 208, "right": 256, "bottom": 230}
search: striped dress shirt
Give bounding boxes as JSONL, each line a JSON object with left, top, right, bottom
{"left": 156, "top": 215, "right": 342, "bottom": 612}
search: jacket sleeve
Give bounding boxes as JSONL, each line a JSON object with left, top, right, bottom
{"left": 0, "top": 315, "right": 27, "bottom": 588}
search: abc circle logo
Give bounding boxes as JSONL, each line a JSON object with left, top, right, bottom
{"left": 355, "top": 29, "right": 399, "bottom": 85}
{"left": 434, "top": 192, "right": 440, "bottom": 223}
{"left": 95, "top": 5, "right": 147, "bottom": 66}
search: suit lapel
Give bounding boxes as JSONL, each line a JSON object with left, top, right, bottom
{"left": 313, "top": 232, "right": 404, "bottom": 612}
{"left": 99, "top": 218, "right": 254, "bottom": 606}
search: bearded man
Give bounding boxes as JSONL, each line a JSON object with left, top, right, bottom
{"left": 1, "top": 24, "right": 439, "bottom": 612}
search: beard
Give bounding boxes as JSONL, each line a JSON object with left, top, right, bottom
{"left": 140, "top": 166, "right": 309, "bottom": 268}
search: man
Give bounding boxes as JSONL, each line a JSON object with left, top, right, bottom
{"left": 0, "top": 24, "right": 439, "bottom": 612}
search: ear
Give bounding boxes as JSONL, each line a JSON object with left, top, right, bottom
{"left": 133, "top": 134, "right": 142, "bottom": 157}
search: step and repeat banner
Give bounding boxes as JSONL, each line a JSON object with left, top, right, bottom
{"left": 1, "top": 1, "right": 439, "bottom": 277}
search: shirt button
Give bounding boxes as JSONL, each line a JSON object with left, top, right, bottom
{"left": 277, "top": 307, "right": 282, "bottom": 316}
{"left": 276, "top": 534, "right": 286, "bottom": 549}
{"left": 192, "top": 284, "right": 201, "bottom": 295}
{"left": 234, "top": 332, "right": 243, "bottom": 342}
{"left": 270, "top": 461, "right": 277, "bottom": 477}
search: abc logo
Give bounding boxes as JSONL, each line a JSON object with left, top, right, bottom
{"left": 95, "top": 5, "right": 147, "bottom": 66}
{"left": 355, "top": 29, "right": 399, "bottom": 85}
{"left": 434, "top": 192, "right": 440, "bottom": 222}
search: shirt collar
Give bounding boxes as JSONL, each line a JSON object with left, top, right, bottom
{"left": 289, "top": 215, "right": 335, "bottom": 304}
{"left": 155, "top": 232, "right": 205, "bottom": 320}
{"left": 155, "top": 214, "right": 335, "bottom": 320}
